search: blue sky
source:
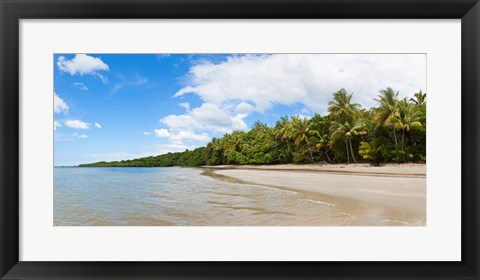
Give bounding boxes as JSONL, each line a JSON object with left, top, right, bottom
{"left": 54, "top": 53, "right": 426, "bottom": 166}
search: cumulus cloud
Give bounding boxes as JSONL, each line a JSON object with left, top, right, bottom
{"left": 73, "top": 82, "right": 88, "bottom": 91}
{"left": 154, "top": 128, "right": 171, "bottom": 138}
{"left": 161, "top": 103, "right": 248, "bottom": 135}
{"left": 174, "top": 54, "right": 426, "bottom": 114}
{"left": 64, "top": 120, "right": 90, "bottom": 129}
{"left": 154, "top": 128, "right": 210, "bottom": 145}
{"left": 169, "top": 131, "right": 210, "bottom": 144}
{"left": 235, "top": 102, "right": 254, "bottom": 114}
{"left": 54, "top": 92, "right": 69, "bottom": 114}
{"left": 161, "top": 114, "right": 203, "bottom": 131}
{"left": 94, "top": 122, "right": 102, "bottom": 129}
{"left": 57, "top": 54, "right": 109, "bottom": 76}
{"left": 143, "top": 131, "right": 153, "bottom": 136}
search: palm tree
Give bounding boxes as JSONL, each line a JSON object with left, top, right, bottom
{"left": 274, "top": 116, "right": 293, "bottom": 154}
{"left": 410, "top": 90, "right": 426, "bottom": 105}
{"left": 410, "top": 91, "right": 427, "bottom": 125}
{"left": 208, "top": 137, "right": 225, "bottom": 164}
{"left": 392, "top": 99, "right": 423, "bottom": 162}
{"left": 328, "top": 89, "right": 362, "bottom": 122}
{"left": 310, "top": 130, "right": 332, "bottom": 162}
{"left": 330, "top": 119, "right": 367, "bottom": 163}
{"left": 251, "top": 121, "right": 269, "bottom": 138}
{"left": 359, "top": 140, "right": 382, "bottom": 165}
{"left": 373, "top": 87, "right": 400, "bottom": 150}
{"left": 229, "top": 130, "right": 245, "bottom": 152}
{"left": 290, "top": 115, "right": 315, "bottom": 163}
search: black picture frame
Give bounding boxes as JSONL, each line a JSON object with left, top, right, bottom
{"left": 1, "top": 0, "right": 479, "bottom": 279}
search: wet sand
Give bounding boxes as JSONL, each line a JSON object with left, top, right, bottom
{"left": 208, "top": 164, "right": 426, "bottom": 215}
{"left": 207, "top": 163, "right": 426, "bottom": 177}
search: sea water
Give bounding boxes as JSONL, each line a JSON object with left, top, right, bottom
{"left": 54, "top": 167, "right": 424, "bottom": 226}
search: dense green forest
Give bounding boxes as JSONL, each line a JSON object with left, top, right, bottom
{"left": 80, "top": 88, "right": 426, "bottom": 167}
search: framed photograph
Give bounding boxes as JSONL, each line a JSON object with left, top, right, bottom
{"left": 1, "top": 0, "right": 478, "bottom": 279}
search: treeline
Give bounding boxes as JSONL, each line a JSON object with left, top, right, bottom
{"left": 80, "top": 88, "right": 426, "bottom": 167}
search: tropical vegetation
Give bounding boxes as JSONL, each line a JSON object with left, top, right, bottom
{"left": 80, "top": 88, "right": 426, "bottom": 167}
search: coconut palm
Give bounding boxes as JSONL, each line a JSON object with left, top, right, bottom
{"left": 391, "top": 100, "right": 423, "bottom": 162}
{"left": 290, "top": 115, "right": 315, "bottom": 163}
{"left": 208, "top": 137, "right": 225, "bottom": 164}
{"left": 410, "top": 91, "right": 427, "bottom": 125}
{"left": 373, "top": 87, "right": 400, "bottom": 150}
{"left": 310, "top": 130, "right": 332, "bottom": 162}
{"left": 410, "top": 90, "right": 426, "bottom": 105}
{"left": 359, "top": 140, "right": 382, "bottom": 165}
{"left": 274, "top": 116, "right": 293, "bottom": 154}
{"left": 328, "top": 89, "right": 362, "bottom": 122}
{"left": 229, "top": 130, "right": 245, "bottom": 152}
{"left": 251, "top": 121, "right": 269, "bottom": 138}
{"left": 330, "top": 119, "right": 367, "bottom": 163}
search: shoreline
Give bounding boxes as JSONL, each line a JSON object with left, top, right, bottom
{"left": 205, "top": 164, "right": 426, "bottom": 215}
{"left": 201, "top": 163, "right": 426, "bottom": 178}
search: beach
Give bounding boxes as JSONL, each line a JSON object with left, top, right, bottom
{"left": 207, "top": 164, "right": 426, "bottom": 216}
{"left": 55, "top": 165, "right": 426, "bottom": 226}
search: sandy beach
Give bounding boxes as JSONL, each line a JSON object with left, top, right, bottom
{"left": 206, "top": 164, "right": 426, "bottom": 216}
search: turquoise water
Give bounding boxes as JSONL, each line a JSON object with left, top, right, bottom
{"left": 54, "top": 167, "right": 422, "bottom": 226}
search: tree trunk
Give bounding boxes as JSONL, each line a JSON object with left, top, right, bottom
{"left": 349, "top": 139, "right": 356, "bottom": 163}
{"left": 309, "top": 147, "right": 314, "bottom": 163}
{"left": 392, "top": 127, "right": 398, "bottom": 151}
{"left": 345, "top": 140, "right": 350, "bottom": 163}
{"left": 325, "top": 151, "right": 332, "bottom": 162}
{"left": 401, "top": 129, "right": 406, "bottom": 162}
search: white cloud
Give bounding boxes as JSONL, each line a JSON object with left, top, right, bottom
{"left": 160, "top": 103, "right": 247, "bottom": 134}
{"left": 301, "top": 107, "right": 310, "bottom": 114}
{"left": 169, "top": 131, "right": 210, "bottom": 145}
{"left": 190, "top": 103, "right": 233, "bottom": 131}
{"left": 143, "top": 131, "right": 153, "bottom": 136}
{"left": 54, "top": 92, "right": 69, "bottom": 114}
{"left": 174, "top": 54, "right": 426, "bottom": 114}
{"left": 295, "top": 114, "right": 311, "bottom": 120}
{"left": 235, "top": 102, "right": 254, "bottom": 114}
{"left": 161, "top": 114, "right": 203, "bottom": 131}
{"left": 154, "top": 128, "right": 210, "bottom": 145}
{"left": 94, "top": 122, "right": 102, "bottom": 129}
{"left": 64, "top": 120, "right": 90, "bottom": 129}
{"left": 73, "top": 82, "right": 88, "bottom": 91}
{"left": 154, "top": 128, "right": 171, "bottom": 138}
{"left": 57, "top": 54, "right": 109, "bottom": 76}
{"left": 54, "top": 121, "right": 61, "bottom": 131}
{"left": 179, "top": 102, "right": 190, "bottom": 112}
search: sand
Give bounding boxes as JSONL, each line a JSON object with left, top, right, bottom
{"left": 208, "top": 164, "right": 426, "bottom": 214}
{"left": 207, "top": 163, "right": 426, "bottom": 177}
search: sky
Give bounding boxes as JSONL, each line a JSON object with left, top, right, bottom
{"left": 54, "top": 53, "right": 426, "bottom": 166}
